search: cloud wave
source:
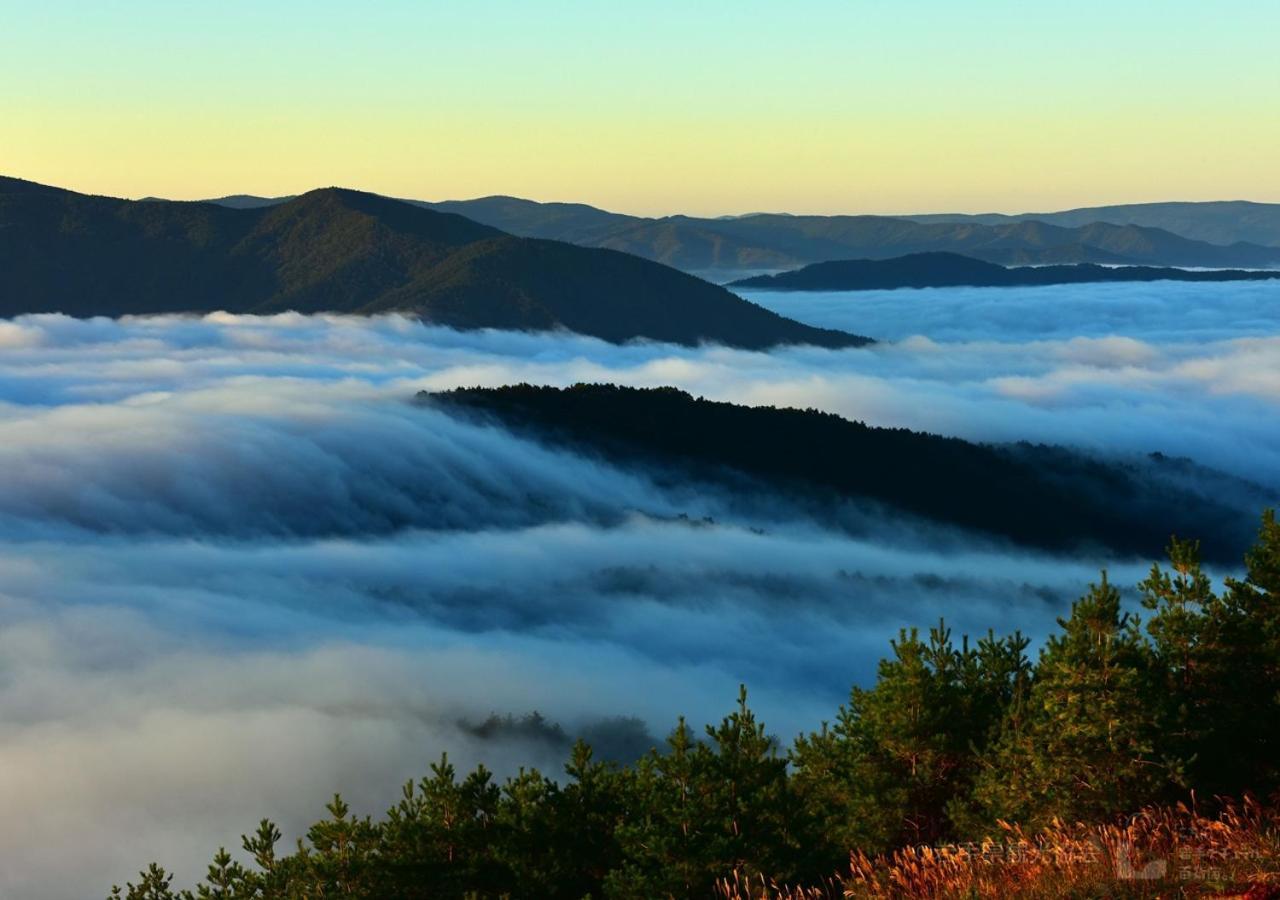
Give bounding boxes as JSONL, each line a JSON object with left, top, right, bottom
{"left": 1, "top": 278, "right": 1277, "bottom": 897}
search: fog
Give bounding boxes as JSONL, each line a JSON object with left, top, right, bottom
{"left": 1, "top": 279, "right": 1277, "bottom": 897}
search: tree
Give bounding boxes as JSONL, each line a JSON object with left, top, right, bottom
{"left": 792, "top": 623, "right": 1029, "bottom": 857}
{"left": 377, "top": 754, "right": 505, "bottom": 897}
{"left": 700, "top": 685, "right": 799, "bottom": 884}
{"left": 108, "top": 864, "right": 181, "bottom": 900}
{"left": 1139, "top": 536, "right": 1219, "bottom": 794}
{"left": 972, "top": 573, "right": 1166, "bottom": 828}
{"left": 297, "top": 795, "right": 380, "bottom": 896}
{"left": 1217, "top": 509, "right": 1280, "bottom": 795}
{"left": 608, "top": 717, "right": 713, "bottom": 898}
{"left": 555, "top": 740, "right": 628, "bottom": 897}
{"left": 610, "top": 689, "right": 798, "bottom": 897}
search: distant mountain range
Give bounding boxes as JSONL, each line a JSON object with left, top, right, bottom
{"left": 732, "top": 252, "right": 1280, "bottom": 291}
{"left": 185, "top": 194, "right": 1280, "bottom": 275}
{"left": 0, "top": 176, "right": 866, "bottom": 349}
{"left": 408, "top": 198, "right": 1280, "bottom": 275}
{"left": 429, "top": 383, "right": 1259, "bottom": 561}
{"left": 903, "top": 201, "right": 1280, "bottom": 249}
{"left": 178, "top": 193, "right": 1280, "bottom": 276}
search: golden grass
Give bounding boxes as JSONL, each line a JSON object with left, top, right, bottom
{"left": 717, "top": 798, "right": 1280, "bottom": 899}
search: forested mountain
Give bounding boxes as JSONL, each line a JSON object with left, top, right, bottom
{"left": 199, "top": 192, "right": 1280, "bottom": 274}
{"left": 0, "top": 176, "right": 866, "bottom": 349}
{"left": 402, "top": 197, "right": 1280, "bottom": 273}
{"left": 733, "top": 251, "right": 1280, "bottom": 291}
{"left": 905, "top": 199, "right": 1280, "bottom": 248}
{"left": 427, "top": 384, "right": 1263, "bottom": 561}
{"left": 108, "top": 510, "right": 1280, "bottom": 899}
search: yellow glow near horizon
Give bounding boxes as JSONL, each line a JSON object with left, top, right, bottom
{"left": 3, "top": 1, "right": 1278, "bottom": 216}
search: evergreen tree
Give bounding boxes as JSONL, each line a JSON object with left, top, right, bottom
{"left": 608, "top": 717, "right": 715, "bottom": 898}
{"left": 378, "top": 755, "right": 505, "bottom": 897}
{"left": 108, "top": 864, "right": 181, "bottom": 900}
{"left": 555, "top": 740, "right": 628, "bottom": 897}
{"left": 700, "top": 686, "right": 799, "bottom": 884}
{"left": 791, "top": 623, "right": 1028, "bottom": 856}
{"left": 1139, "top": 536, "right": 1218, "bottom": 794}
{"left": 296, "top": 794, "right": 380, "bottom": 897}
{"left": 972, "top": 573, "right": 1166, "bottom": 828}
{"left": 1218, "top": 509, "right": 1280, "bottom": 795}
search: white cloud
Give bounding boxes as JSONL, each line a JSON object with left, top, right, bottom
{"left": 1, "top": 279, "right": 1277, "bottom": 897}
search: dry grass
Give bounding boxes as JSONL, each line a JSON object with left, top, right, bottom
{"left": 717, "top": 798, "right": 1280, "bottom": 899}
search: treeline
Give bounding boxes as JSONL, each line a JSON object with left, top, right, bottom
{"left": 110, "top": 511, "right": 1280, "bottom": 900}
{"left": 430, "top": 383, "right": 1256, "bottom": 562}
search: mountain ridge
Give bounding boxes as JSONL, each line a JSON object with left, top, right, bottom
{"left": 0, "top": 176, "right": 868, "bottom": 349}
{"left": 731, "top": 251, "right": 1280, "bottom": 291}
{"left": 185, "top": 189, "right": 1280, "bottom": 272}
{"left": 903, "top": 200, "right": 1280, "bottom": 248}
{"left": 428, "top": 383, "right": 1261, "bottom": 561}
{"left": 403, "top": 199, "right": 1280, "bottom": 273}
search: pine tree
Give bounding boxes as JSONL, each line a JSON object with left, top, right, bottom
{"left": 700, "top": 685, "right": 798, "bottom": 884}
{"left": 107, "top": 863, "right": 181, "bottom": 900}
{"left": 1139, "top": 536, "right": 1217, "bottom": 792}
{"left": 972, "top": 573, "right": 1166, "bottom": 829}
{"left": 556, "top": 740, "right": 627, "bottom": 897}
{"left": 299, "top": 794, "right": 379, "bottom": 897}
{"left": 608, "top": 717, "right": 715, "bottom": 899}
{"left": 1218, "top": 509, "right": 1280, "bottom": 795}
{"left": 791, "top": 623, "right": 1028, "bottom": 855}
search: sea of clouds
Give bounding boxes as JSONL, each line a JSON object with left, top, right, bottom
{"left": 1, "top": 279, "right": 1278, "bottom": 897}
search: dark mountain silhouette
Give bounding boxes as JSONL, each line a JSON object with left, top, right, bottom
{"left": 731, "top": 251, "right": 1280, "bottom": 291}
{"left": 203, "top": 193, "right": 298, "bottom": 210}
{"left": 905, "top": 200, "right": 1280, "bottom": 248}
{"left": 424, "top": 195, "right": 633, "bottom": 244}
{"left": 197, "top": 192, "right": 1280, "bottom": 273}
{"left": 428, "top": 384, "right": 1261, "bottom": 561}
{"left": 404, "top": 199, "right": 1280, "bottom": 273}
{"left": 0, "top": 176, "right": 867, "bottom": 349}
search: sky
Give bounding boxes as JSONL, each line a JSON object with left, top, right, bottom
{"left": 3, "top": 0, "right": 1278, "bottom": 215}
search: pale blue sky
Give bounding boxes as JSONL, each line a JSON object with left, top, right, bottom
{"left": 3, "top": 0, "right": 1277, "bottom": 213}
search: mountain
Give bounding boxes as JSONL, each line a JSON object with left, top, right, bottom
{"left": 732, "top": 251, "right": 1280, "bottom": 291}
{"left": 203, "top": 193, "right": 298, "bottom": 209}
{"left": 428, "top": 383, "right": 1261, "bottom": 561}
{"left": 0, "top": 176, "right": 867, "bottom": 349}
{"left": 904, "top": 201, "right": 1280, "bottom": 248}
{"left": 421, "top": 195, "right": 633, "bottom": 243}
{"left": 401, "top": 199, "right": 1280, "bottom": 274}
{"left": 197, "top": 192, "right": 1280, "bottom": 273}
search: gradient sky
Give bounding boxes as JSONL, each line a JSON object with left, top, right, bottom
{"left": 3, "top": 0, "right": 1278, "bottom": 216}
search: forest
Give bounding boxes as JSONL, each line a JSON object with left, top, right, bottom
{"left": 109, "top": 510, "right": 1280, "bottom": 898}
{"left": 429, "top": 384, "right": 1258, "bottom": 562}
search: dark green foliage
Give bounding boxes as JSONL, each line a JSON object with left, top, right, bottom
{"left": 0, "top": 176, "right": 868, "bottom": 349}
{"left": 110, "top": 510, "right": 1280, "bottom": 899}
{"left": 969, "top": 574, "right": 1168, "bottom": 829}
{"left": 792, "top": 624, "right": 1030, "bottom": 861}
{"left": 429, "top": 383, "right": 1260, "bottom": 562}
{"left": 1141, "top": 514, "right": 1280, "bottom": 797}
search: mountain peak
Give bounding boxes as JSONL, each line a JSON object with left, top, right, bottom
{"left": 0, "top": 176, "right": 871, "bottom": 349}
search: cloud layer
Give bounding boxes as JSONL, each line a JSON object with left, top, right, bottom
{"left": 1, "top": 279, "right": 1277, "bottom": 897}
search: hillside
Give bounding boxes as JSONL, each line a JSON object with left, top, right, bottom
{"left": 197, "top": 191, "right": 1280, "bottom": 273}
{"left": 427, "top": 383, "right": 1261, "bottom": 561}
{"left": 0, "top": 177, "right": 867, "bottom": 349}
{"left": 733, "top": 251, "right": 1280, "bottom": 291}
{"left": 906, "top": 199, "right": 1280, "bottom": 247}
{"left": 410, "top": 199, "right": 1280, "bottom": 273}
